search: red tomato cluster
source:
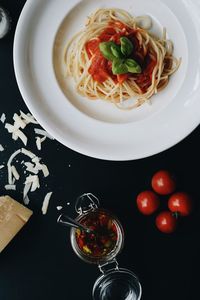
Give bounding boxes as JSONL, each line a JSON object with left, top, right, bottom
{"left": 136, "top": 170, "right": 193, "bottom": 234}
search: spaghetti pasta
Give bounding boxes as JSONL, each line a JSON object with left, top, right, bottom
{"left": 64, "top": 8, "right": 181, "bottom": 109}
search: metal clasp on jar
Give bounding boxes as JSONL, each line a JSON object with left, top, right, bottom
{"left": 98, "top": 259, "right": 119, "bottom": 274}
{"left": 75, "top": 193, "right": 100, "bottom": 215}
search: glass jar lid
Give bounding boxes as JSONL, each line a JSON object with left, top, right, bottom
{"left": 93, "top": 268, "right": 142, "bottom": 300}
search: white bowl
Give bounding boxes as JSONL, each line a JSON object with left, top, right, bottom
{"left": 14, "top": 0, "right": 200, "bottom": 160}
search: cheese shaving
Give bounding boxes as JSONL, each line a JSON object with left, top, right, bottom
{"left": 12, "top": 133, "right": 18, "bottom": 140}
{"left": 13, "top": 113, "right": 26, "bottom": 129}
{"left": 20, "top": 110, "right": 38, "bottom": 124}
{"left": 36, "top": 137, "right": 41, "bottom": 151}
{"left": 0, "top": 165, "right": 5, "bottom": 169}
{"left": 56, "top": 206, "right": 63, "bottom": 211}
{"left": 0, "top": 144, "right": 4, "bottom": 151}
{"left": 25, "top": 175, "right": 40, "bottom": 192}
{"left": 41, "top": 164, "right": 49, "bottom": 177}
{"left": 42, "top": 192, "right": 52, "bottom": 215}
{"left": 23, "top": 182, "right": 32, "bottom": 202}
{"left": 11, "top": 165, "right": 20, "bottom": 180}
{"left": 24, "top": 162, "right": 38, "bottom": 174}
{"left": 41, "top": 136, "right": 46, "bottom": 143}
{"left": 5, "top": 123, "right": 16, "bottom": 133}
{"left": 32, "top": 156, "right": 41, "bottom": 164}
{"left": 5, "top": 184, "right": 16, "bottom": 191}
{"left": 21, "top": 148, "right": 35, "bottom": 159}
{"left": 34, "top": 128, "right": 54, "bottom": 140}
{"left": 31, "top": 176, "right": 40, "bottom": 192}
{"left": 24, "top": 195, "right": 30, "bottom": 205}
{"left": 0, "top": 113, "right": 6, "bottom": 123}
{"left": 5, "top": 123, "right": 27, "bottom": 145}
{"left": 15, "top": 129, "right": 28, "bottom": 146}
{"left": 7, "top": 149, "right": 21, "bottom": 184}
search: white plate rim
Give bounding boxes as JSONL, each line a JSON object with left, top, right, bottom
{"left": 13, "top": 0, "right": 200, "bottom": 161}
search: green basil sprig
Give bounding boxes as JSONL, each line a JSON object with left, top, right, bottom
{"left": 120, "top": 37, "right": 133, "bottom": 57}
{"left": 112, "top": 58, "right": 128, "bottom": 75}
{"left": 99, "top": 42, "right": 122, "bottom": 61}
{"left": 125, "top": 58, "right": 142, "bottom": 73}
{"left": 99, "top": 36, "right": 141, "bottom": 75}
{"left": 112, "top": 58, "right": 141, "bottom": 75}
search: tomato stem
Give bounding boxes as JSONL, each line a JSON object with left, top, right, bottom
{"left": 172, "top": 211, "right": 180, "bottom": 219}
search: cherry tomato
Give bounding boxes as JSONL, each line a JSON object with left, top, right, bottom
{"left": 151, "top": 170, "right": 176, "bottom": 195}
{"left": 156, "top": 211, "right": 177, "bottom": 233}
{"left": 136, "top": 191, "right": 160, "bottom": 215}
{"left": 168, "top": 192, "right": 193, "bottom": 217}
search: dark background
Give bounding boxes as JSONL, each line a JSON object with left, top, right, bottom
{"left": 0, "top": 1, "right": 200, "bottom": 299}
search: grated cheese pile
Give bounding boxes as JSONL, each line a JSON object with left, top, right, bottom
{"left": 1, "top": 110, "right": 55, "bottom": 215}
{"left": 4, "top": 110, "right": 54, "bottom": 150}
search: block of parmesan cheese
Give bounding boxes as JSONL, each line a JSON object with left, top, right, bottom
{"left": 0, "top": 195, "right": 33, "bottom": 252}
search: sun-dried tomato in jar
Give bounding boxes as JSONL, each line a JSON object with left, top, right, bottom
{"left": 75, "top": 211, "right": 119, "bottom": 258}
{"left": 71, "top": 209, "right": 124, "bottom": 264}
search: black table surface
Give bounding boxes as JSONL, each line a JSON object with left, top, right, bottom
{"left": 0, "top": 1, "right": 200, "bottom": 300}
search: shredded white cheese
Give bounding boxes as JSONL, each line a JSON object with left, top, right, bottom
{"left": 20, "top": 110, "right": 38, "bottom": 124}
{"left": 15, "top": 129, "right": 27, "bottom": 146}
{"left": 0, "top": 113, "right": 6, "bottom": 123}
{"left": 21, "top": 148, "right": 35, "bottom": 159}
{"left": 56, "top": 206, "right": 63, "bottom": 211}
{"left": 41, "top": 136, "right": 46, "bottom": 143}
{"left": 2, "top": 111, "right": 52, "bottom": 214}
{"left": 5, "top": 184, "right": 16, "bottom": 191}
{"left": 13, "top": 113, "right": 26, "bottom": 129}
{"left": 42, "top": 192, "right": 52, "bottom": 215}
{"left": 7, "top": 149, "right": 21, "bottom": 184}
{"left": 23, "top": 182, "right": 32, "bottom": 201}
{"left": 11, "top": 165, "right": 20, "bottom": 180}
{"left": 25, "top": 175, "right": 40, "bottom": 192}
{"left": 24, "top": 162, "right": 38, "bottom": 174}
{"left": 36, "top": 137, "right": 42, "bottom": 151}
{"left": 31, "top": 176, "right": 40, "bottom": 192}
{"left": 5, "top": 123, "right": 16, "bottom": 133}
{"left": 34, "top": 128, "right": 54, "bottom": 140}
{"left": 5, "top": 123, "right": 27, "bottom": 145}
{"left": 32, "top": 156, "right": 41, "bottom": 164}
{"left": 24, "top": 195, "right": 30, "bottom": 205}
{"left": 41, "top": 164, "right": 49, "bottom": 177}
{"left": 12, "top": 133, "right": 18, "bottom": 140}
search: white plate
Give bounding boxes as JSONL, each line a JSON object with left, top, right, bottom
{"left": 14, "top": 0, "right": 200, "bottom": 161}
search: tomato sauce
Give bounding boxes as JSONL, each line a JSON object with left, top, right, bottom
{"left": 85, "top": 21, "right": 157, "bottom": 90}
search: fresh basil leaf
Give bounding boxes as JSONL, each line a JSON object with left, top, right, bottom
{"left": 112, "top": 58, "right": 128, "bottom": 75}
{"left": 99, "top": 42, "right": 116, "bottom": 61}
{"left": 120, "top": 37, "right": 133, "bottom": 57}
{"left": 125, "top": 58, "right": 142, "bottom": 73}
{"left": 110, "top": 44, "right": 123, "bottom": 58}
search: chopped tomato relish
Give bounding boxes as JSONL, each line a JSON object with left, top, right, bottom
{"left": 85, "top": 21, "right": 157, "bottom": 90}
{"left": 75, "top": 211, "right": 119, "bottom": 258}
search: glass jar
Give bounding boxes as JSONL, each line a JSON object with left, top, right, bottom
{"left": 59, "top": 193, "right": 142, "bottom": 300}
{"left": 70, "top": 207, "right": 124, "bottom": 264}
